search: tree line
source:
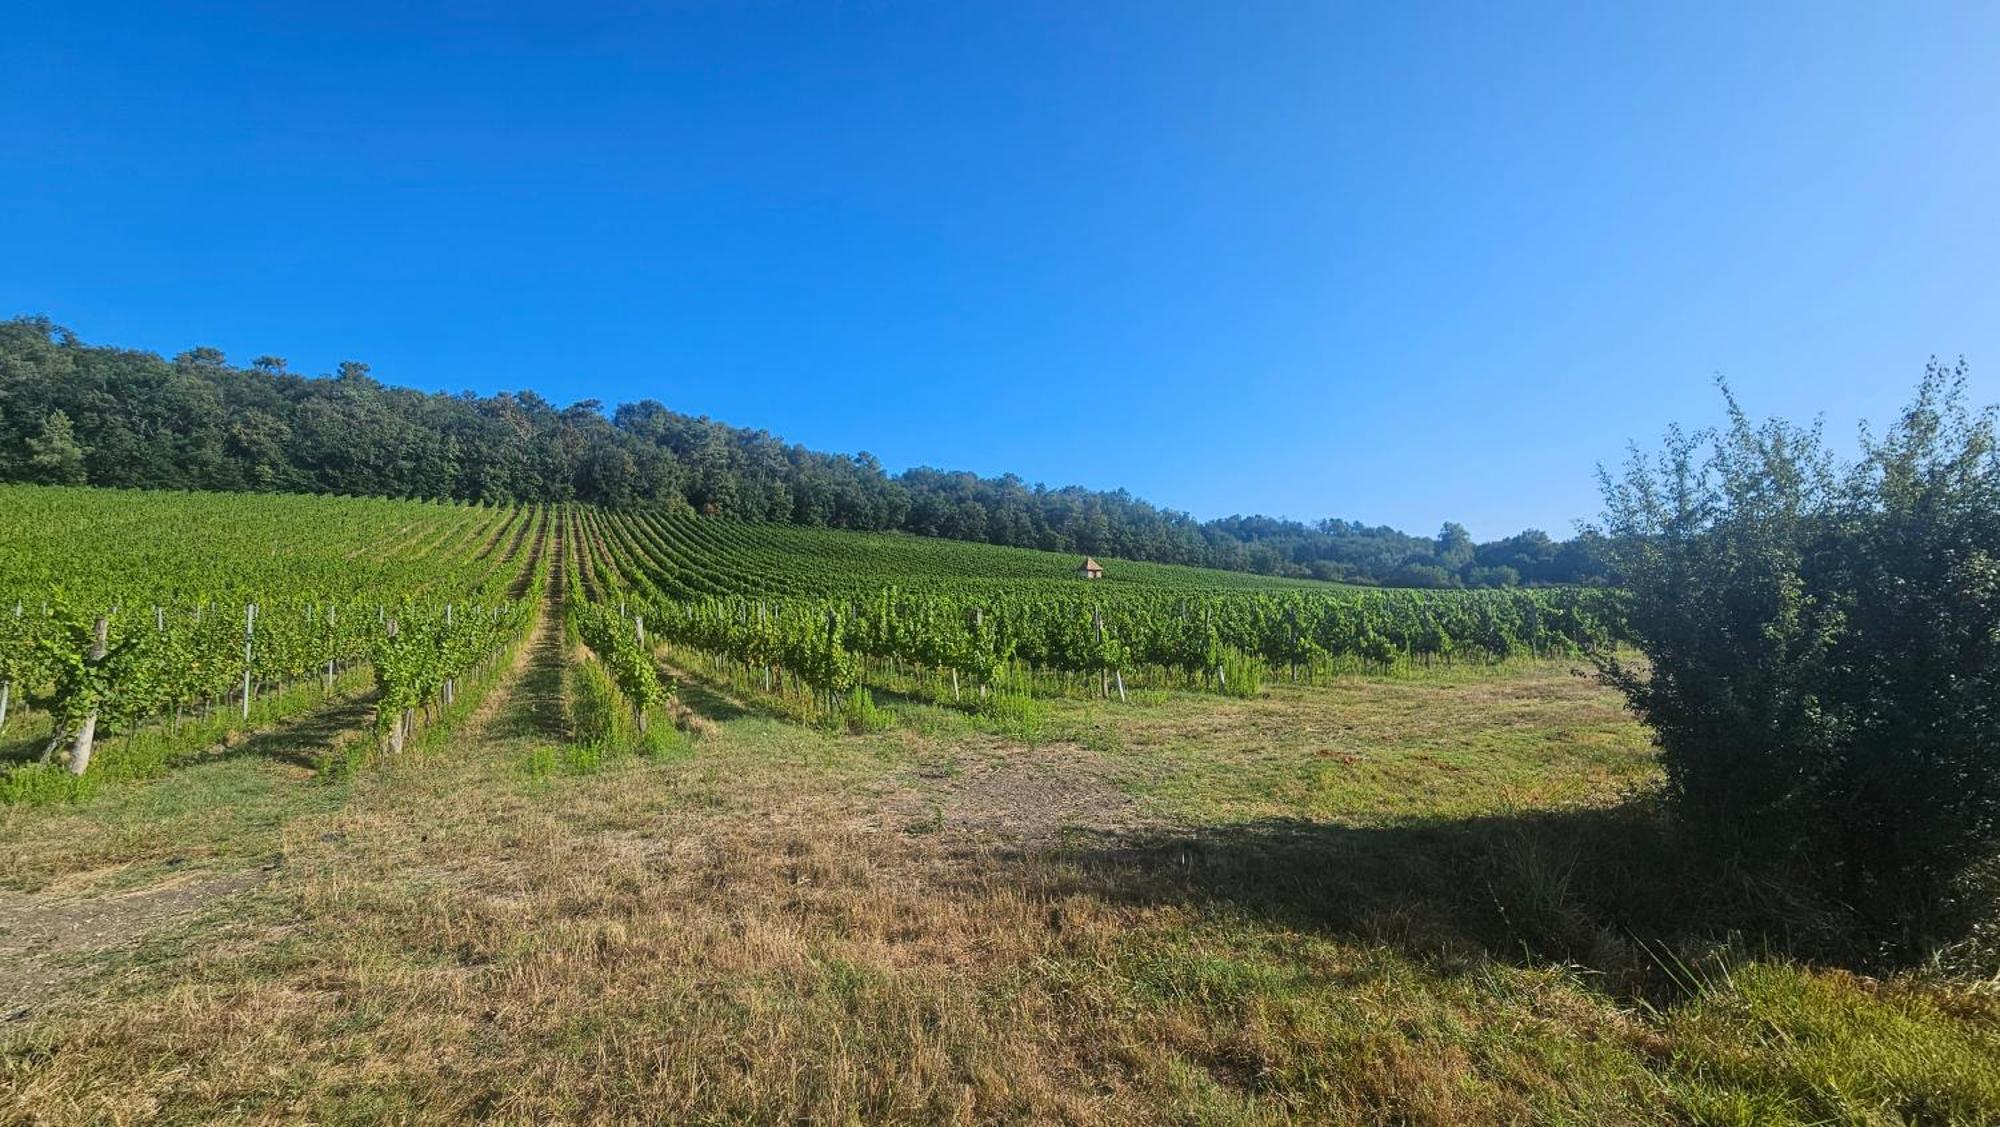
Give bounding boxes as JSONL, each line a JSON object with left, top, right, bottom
{"left": 0, "top": 316, "right": 1603, "bottom": 587}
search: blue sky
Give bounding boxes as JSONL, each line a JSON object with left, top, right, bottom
{"left": 4, "top": 2, "right": 1995, "bottom": 538}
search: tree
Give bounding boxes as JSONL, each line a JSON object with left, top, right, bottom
{"left": 0, "top": 316, "right": 1609, "bottom": 587}
{"left": 580, "top": 445, "right": 638, "bottom": 507}
{"left": 1384, "top": 562, "right": 1456, "bottom": 588}
{"left": 1594, "top": 365, "right": 2000, "bottom": 949}
{"left": 1475, "top": 529, "right": 1559, "bottom": 583}
{"left": 26, "top": 410, "right": 87, "bottom": 484}
{"left": 224, "top": 409, "right": 294, "bottom": 490}
{"left": 1435, "top": 522, "right": 1475, "bottom": 571}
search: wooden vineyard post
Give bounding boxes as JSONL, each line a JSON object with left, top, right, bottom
{"left": 634, "top": 615, "right": 648, "bottom": 733}
{"left": 0, "top": 602, "right": 17, "bottom": 733}
{"left": 242, "top": 603, "right": 257, "bottom": 721}
{"left": 66, "top": 616, "right": 109, "bottom": 776}
{"left": 976, "top": 608, "right": 989, "bottom": 700}
{"left": 826, "top": 608, "right": 840, "bottom": 714}
{"left": 1288, "top": 605, "right": 1299, "bottom": 683}
{"left": 325, "top": 604, "right": 337, "bottom": 692}
{"left": 1096, "top": 611, "right": 1128, "bottom": 699}
{"left": 153, "top": 605, "right": 170, "bottom": 728}
{"left": 1208, "top": 608, "right": 1224, "bottom": 693}
{"left": 386, "top": 617, "right": 409, "bottom": 755}
{"left": 443, "top": 604, "right": 454, "bottom": 707}
{"left": 760, "top": 602, "right": 772, "bottom": 692}
{"left": 1093, "top": 608, "right": 1108, "bottom": 700}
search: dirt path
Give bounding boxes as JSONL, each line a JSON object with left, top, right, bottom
{"left": 0, "top": 870, "right": 271, "bottom": 1017}
{"left": 0, "top": 686, "right": 384, "bottom": 1018}
{"left": 462, "top": 528, "right": 568, "bottom": 745}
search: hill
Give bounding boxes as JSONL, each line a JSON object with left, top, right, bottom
{"left": 0, "top": 316, "right": 1604, "bottom": 589}
{"left": 574, "top": 507, "right": 1342, "bottom": 598}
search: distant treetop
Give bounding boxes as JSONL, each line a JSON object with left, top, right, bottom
{"left": 0, "top": 317, "right": 1604, "bottom": 588}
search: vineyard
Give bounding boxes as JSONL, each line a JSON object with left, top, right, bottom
{"left": 0, "top": 485, "right": 547, "bottom": 799}
{"left": 0, "top": 486, "right": 1626, "bottom": 800}
{"left": 563, "top": 507, "right": 1336, "bottom": 599}
{"left": 561, "top": 507, "right": 1625, "bottom": 724}
{"left": 7, "top": 486, "right": 1991, "bottom": 1126}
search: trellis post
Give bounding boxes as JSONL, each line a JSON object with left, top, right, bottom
{"left": 242, "top": 603, "right": 257, "bottom": 720}
{"left": 66, "top": 616, "right": 110, "bottom": 775}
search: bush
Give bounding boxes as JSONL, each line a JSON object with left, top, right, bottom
{"left": 973, "top": 691, "right": 1046, "bottom": 743}
{"left": 1595, "top": 363, "right": 2000, "bottom": 947}
{"left": 839, "top": 686, "right": 894, "bottom": 734}
{"left": 566, "top": 649, "right": 680, "bottom": 756}
{"left": 1216, "top": 648, "right": 1263, "bottom": 697}
{"left": 0, "top": 760, "right": 99, "bottom": 804}
{"left": 524, "top": 744, "right": 560, "bottom": 779}
{"left": 566, "top": 650, "right": 630, "bottom": 749}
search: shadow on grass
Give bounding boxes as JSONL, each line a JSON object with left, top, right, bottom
{"left": 0, "top": 726, "right": 54, "bottom": 769}
{"left": 210, "top": 694, "right": 380, "bottom": 770}
{"left": 662, "top": 667, "right": 783, "bottom": 726}
{"left": 3, "top": 693, "right": 381, "bottom": 778}
{"left": 1007, "top": 801, "right": 1882, "bottom": 996}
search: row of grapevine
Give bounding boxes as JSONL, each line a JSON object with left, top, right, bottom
{"left": 0, "top": 484, "right": 534, "bottom": 608}
{"left": 596, "top": 508, "right": 1330, "bottom": 600}
{"left": 373, "top": 599, "right": 536, "bottom": 754}
{"left": 554, "top": 507, "right": 1623, "bottom": 717}
{"left": 648, "top": 597, "right": 861, "bottom": 711}
{"left": 550, "top": 506, "right": 683, "bottom": 749}
{"left": 633, "top": 584, "right": 1622, "bottom": 704}
{"left": 0, "top": 493, "right": 552, "bottom": 789}
{"left": 568, "top": 601, "right": 668, "bottom": 729}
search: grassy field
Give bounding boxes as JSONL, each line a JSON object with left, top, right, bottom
{"left": 4, "top": 585, "right": 1996, "bottom": 1125}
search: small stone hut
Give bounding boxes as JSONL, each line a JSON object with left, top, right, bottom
{"left": 1077, "top": 557, "right": 1104, "bottom": 580}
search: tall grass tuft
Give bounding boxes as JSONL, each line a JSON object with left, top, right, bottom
{"left": 1216, "top": 648, "right": 1264, "bottom": 698}
{"left": 564, "top": 645, "right": 684, "bottom": 770}
{"left": 839, "top": 687, "right": 893, "bottom": 734}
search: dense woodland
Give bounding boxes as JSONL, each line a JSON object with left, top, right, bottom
{"left": 1, "top": 316, "right": 1603, "bottom": 586}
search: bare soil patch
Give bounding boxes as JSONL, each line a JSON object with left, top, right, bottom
{"left": 0, "top": 870, "right": 266, "bottom": 1017}
{"left": 928, "top": 743, "right": 1152, "bottom": 841}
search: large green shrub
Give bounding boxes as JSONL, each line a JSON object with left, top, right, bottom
{"left": 1595, "top": 363, "right": 1999, "bottom": 944}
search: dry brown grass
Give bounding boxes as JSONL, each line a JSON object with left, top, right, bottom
{"left": 2, "top": 765, "right": 1654, "bottom": 1123}
{"left": 3, "top": 659, "right": 1994, "bottom": 1125}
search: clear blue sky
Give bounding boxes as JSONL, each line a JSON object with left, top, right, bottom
{"left": 4, "top": 3, "right": 1995, "bottom": 538}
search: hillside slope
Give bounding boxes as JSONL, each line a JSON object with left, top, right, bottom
{"left": 0, "top": 317, "right": 1603, "bottom": 588}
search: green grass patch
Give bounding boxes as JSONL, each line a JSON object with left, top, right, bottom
{"left": 1664, "top": 962, "right": 2000, "bottom": 1125}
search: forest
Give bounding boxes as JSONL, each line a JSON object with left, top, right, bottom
{"left": 0, "top": 316, "right": 1603, "bottom": 588}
